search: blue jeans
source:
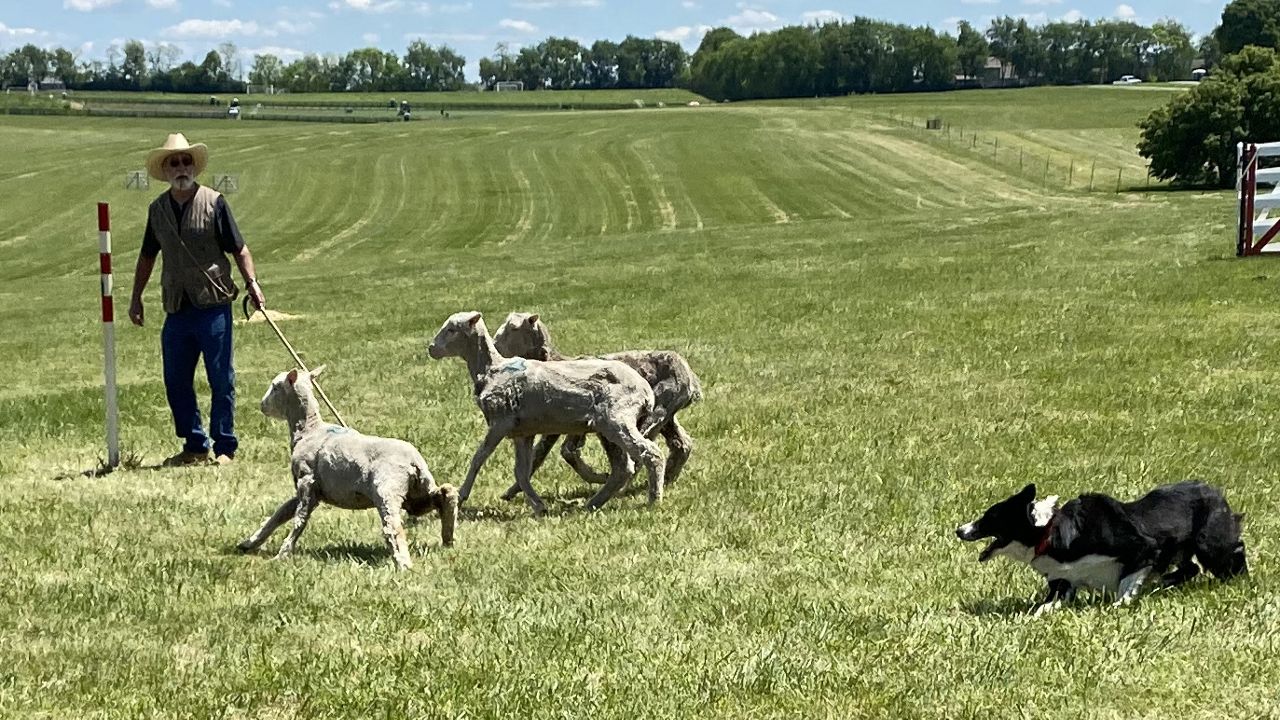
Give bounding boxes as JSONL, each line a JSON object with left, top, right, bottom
{"left": 161, "top": 303, "right": 237, "bottom": 457}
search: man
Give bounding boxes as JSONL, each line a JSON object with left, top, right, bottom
{"left": 128, "top": 133, "right": 266, "bottom": 466}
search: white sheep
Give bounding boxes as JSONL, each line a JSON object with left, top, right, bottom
{"left": 238, "top": 365, "right": 458, "bottom": 570}
{"left": 427, "top": 311, "right": 665, "bottom": 516}
{"left": 492, "top": 312, "right": 702, "bottom": 498}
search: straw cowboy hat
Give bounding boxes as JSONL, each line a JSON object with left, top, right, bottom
{"left": 146, "top": 133, "right": 209, "bottom": 181}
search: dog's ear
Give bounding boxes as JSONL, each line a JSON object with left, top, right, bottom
{"left": 286, "top": 369, "right": 298, "bottom": 385}
{"left": 311, "top": 364, "right": 327, "bottom": 379}
{"left": 1018, "top": 483, "right": 1037, "bottom": 500}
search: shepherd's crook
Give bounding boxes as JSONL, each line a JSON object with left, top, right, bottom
{"left": 243, "top": 297, "right": 348, "bottom": 427}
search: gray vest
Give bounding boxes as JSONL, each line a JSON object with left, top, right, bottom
{"left": 148, "top": 185, "right": 240, "bottom": 314}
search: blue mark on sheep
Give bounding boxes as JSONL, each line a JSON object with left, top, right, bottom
{"left": 499, "top": 358, "right": 528, "bottom": 374}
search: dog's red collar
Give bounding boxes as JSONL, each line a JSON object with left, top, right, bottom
{"left": 1034, "top": 514, "right": 1057, "bottom": 557}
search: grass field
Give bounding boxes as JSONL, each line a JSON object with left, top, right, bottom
{"left": 2, "top": 86, "right": 1279, "bottom": 718}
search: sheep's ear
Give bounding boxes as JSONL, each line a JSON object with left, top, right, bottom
{"left": 527, "top": 314, "right": 539, "bottom": 326}
{"left": 311, "top": 364, "right": 327, "bottom": 379}
{"left": 286, "top": 369, "right": 298, "bottom": 385}
{"left": 465, "top": 311, "right": 482, "bottom": 326}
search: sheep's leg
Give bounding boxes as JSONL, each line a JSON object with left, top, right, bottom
{"left": 530, "top": 434, "right": 560, "bottom": 475}
{"left": 660, "top": 416, "right": 694, "bottom": 486}
{"left": 274, "top": 480, "right": 320, "bottom": 560}
{"left": 238, "top": 496, "right": 300, "bottom": 552}
{"left": 559, "top": 434, "right": 617, "bottom": 485}
{"left": 375, "top": 498, "right": 413, "bottom": 571}
{"left": 582, "top": 438, "right": 633, "bottom": 511}
{"left": 460, "top": 422, "right": 513, "bottom": 504}
{"left": 512, "top": 437, "right": 547, "bottom": 517}
{"left": 605, "top": 424, "right": 666, "bottom": 505}
{"left": 501, "top": 434, "right": 561, "bottom": 501}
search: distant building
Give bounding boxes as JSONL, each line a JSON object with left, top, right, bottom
{"left": 38, "top": 76, "right": 66, "bottom": 91}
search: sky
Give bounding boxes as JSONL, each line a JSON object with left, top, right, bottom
{"left": 1, "top": 0, "right": 1227, "bottom": 82}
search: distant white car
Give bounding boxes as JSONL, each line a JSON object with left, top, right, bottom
{"left": 1112, "top": 75, "right": 1143, "bottom": 85}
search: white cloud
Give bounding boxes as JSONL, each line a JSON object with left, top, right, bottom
{"left": 406, "top": 31, "right": 488, "bottom": 42}
{"left": 499, "top": 18, "right": 538, "bottom": 32}
{"left": 145, "top": 0, "right": 178, "bottom": 7}
{"left": 1114, "top": 3, "right": 1136, "bottom": 19}
{"left": 409, "top": 1, "right": 473, "bottom": 14}
{"left": 801, "top": 10, "right": 842, "bottom": 24}
{"left": 959, "top": 0, "right": 999, "bottom": 5}
{"left": 244, "top": 45, "right": 306, "bottom": 61}
{"left": 164, "top": 18, "right": 265, "bottom": 38}
{"left": 511, "top": 0, "right": 600, "bottom": 7}
{"left": 273, "top": 20, "right": 313, "bottom": 34}
{"left": 0, "top": 22, "right": 41, "bottom": 40}
{"left": 655, "top": 24, "right": 712, "bottom": 43}
{"left": 1023, "top": 0, "right": 1060, "bottom": 5}
{"left": 362, "top": 32, "right": 380, "bottom": 43}
{"left": 328, "top": 0, "right": 402, "bottom": 12}
{"left": 64, "top": 0, "right": 120, "bottom": 10}
{"left": 1061, "top": 8, "right": 1084, "bottom": 21}
{"left": 682, "top": 0, "right": 699, "bottom": 7}
{"left": 162, "top": 18, "right": 308, "bottom": 39}
{"left": 213, "top": 0, "right": 231, "bottom": 5}
{"left": 724, "top": 7, "right": 782, "bottom": 33}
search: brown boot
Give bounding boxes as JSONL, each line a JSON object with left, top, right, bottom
{"left": 214, "top": 453, "right": 234, "bottom": 466}
{"left": 163, "top": 450, "right": 211, "bottom": 467}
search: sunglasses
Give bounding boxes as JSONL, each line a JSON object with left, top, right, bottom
{"left": 167, "top": 155, "right": 195, "bottom": 168}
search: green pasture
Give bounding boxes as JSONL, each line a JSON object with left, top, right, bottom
{"left": 2, "top": 86, "right": 1279, "bottom": 718}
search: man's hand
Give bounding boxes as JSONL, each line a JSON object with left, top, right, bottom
{"left": 129, "top": 297, "right": 145, "bottom": 326}
{"left": 247, "top": 279, "right": 266, "bottom": 311}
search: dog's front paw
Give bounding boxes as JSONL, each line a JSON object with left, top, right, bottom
{"left": 1032, "top": 600, "right": 1063, "bottom": 617}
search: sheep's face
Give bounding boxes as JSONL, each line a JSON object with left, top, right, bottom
{"left": 428, "top": 311, "right": 484, "bottom": 360}
{"left": 260, "top": 366, "right": 325, "bottom": 420}
{"left": 493, "top": 312, "right": 543, "bottom": 358}
{"left": 260, "top": 370, "right": 299, "bottom": 421}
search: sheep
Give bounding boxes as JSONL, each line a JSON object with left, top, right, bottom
{"left": 427, "top": 311, "right": 665, "bottom": 516}
{"left": 492, "top": 312, "right": 702, "bottom": 498}
{"left": 238, "top": 365, "right": 458, "bottom": 570}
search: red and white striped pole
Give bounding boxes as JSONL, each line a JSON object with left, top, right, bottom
{"left": 98, "top": 202, "right": 120, "bottom": 468}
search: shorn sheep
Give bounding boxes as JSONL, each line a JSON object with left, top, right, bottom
{"left": 427, "top": 311, "right": 665, "bottom": 516}
{"left": 238, "top": 366, "right": 458, "bottom": 570}
{"left": 493, "top": 312, "right": 702, "bottom": 497}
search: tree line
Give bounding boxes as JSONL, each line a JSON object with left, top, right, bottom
{"left": 2, "top": 14, "right": 1205, "bottom": 97}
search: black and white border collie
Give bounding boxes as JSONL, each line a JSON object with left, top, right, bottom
{"left": 956, "top": 482, "right": 1247, "bottom": 614}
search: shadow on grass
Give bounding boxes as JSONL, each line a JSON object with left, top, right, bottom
{"left": 961, "top": 595, "right": 1034, "bottom": 618}
{"left": 303, "top": 542, "right": 394, "bottom": 566}
{"left": 53, "top": 450, "right": 162, "bottom": 480}
{"left": 461, "top": 476, "right": 654, "bottom": 522}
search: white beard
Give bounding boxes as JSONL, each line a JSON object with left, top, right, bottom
{"left": 170, "top": 176, "right": 194, "bottom": 191}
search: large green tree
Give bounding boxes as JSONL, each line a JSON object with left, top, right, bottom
{"left": 1216, "top": 0, "right": 1280, "bottom": 55}
{"left": 956, "top": 20, "right": 989, "bottom": 79}
{"left": 1138, "top": 46, "right": 1280, "bottom": 187}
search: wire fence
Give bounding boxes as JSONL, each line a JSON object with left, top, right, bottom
{"left": 882, "top": 111, "right": 1166, "bottom": 194}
